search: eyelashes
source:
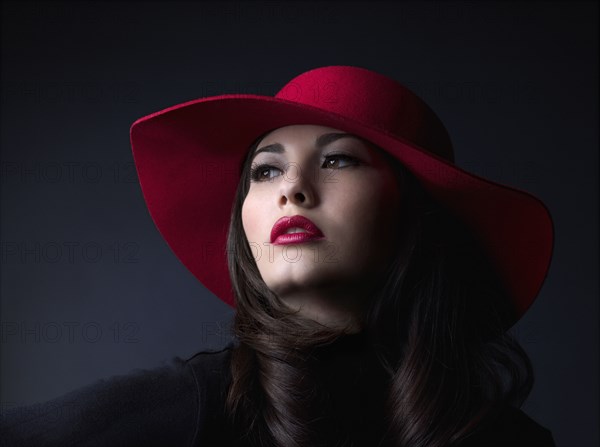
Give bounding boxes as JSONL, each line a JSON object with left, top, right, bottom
{"left": 249, "top": 153, "right": 360, "bottom": 182}
{"left": 249, "top": 164, "right": 281, "bottom": 182}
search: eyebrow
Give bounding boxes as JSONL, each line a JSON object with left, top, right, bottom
{"left": 251, "top": 132, "right": 362, "bottom": 161}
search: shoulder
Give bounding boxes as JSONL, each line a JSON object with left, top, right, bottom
{"left": 182, "top": 341, "right": 234, "bottom": 412}
{"left": 458, "top": 404, "right": 557, "bottom": 447}
{"left": 502, "top": 406, "right": 556, "bottom": 446}
{"left": 0, "top": 343, "right": 235, "bottom": 447}
{"left": 182, "top": 342, "right": 236, "bottom": 446}
{"left": 184, "top": 341, "right": 234, "bottom": 378}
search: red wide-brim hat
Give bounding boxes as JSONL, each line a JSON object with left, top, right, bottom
{"left": 130, "top": 65, "right": 554, "bottom": 330}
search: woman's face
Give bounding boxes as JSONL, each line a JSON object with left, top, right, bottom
{"left": 241, "top": 125, "right": 403, "bottom": 333}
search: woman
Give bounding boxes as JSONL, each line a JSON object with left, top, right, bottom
{"left": 1, "top": 66, "right": 556, "bottom": 446}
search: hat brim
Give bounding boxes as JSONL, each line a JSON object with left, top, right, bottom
{"left": 130, "top": 94, "right": 554, "bottom": 330}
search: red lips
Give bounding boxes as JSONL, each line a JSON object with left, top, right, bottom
{"left": 270, "top": 215, "right": 325, "bottom": 245}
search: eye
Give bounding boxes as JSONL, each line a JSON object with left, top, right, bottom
{"left": 249, "top": 154, "right": 360, "bottom": 183}
{"left": 322, "top": 153, "right": 360, "bottom": 169}
{"left": 249, "top": 163, "right": 283, "bottom": 182}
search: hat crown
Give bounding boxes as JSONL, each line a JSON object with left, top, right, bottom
{"left": 275, "top": 65, "right": 454, "bottom": 162}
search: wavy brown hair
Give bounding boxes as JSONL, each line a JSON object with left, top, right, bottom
{"left": 224, "top": 130, "right": 534, "bottom": 447}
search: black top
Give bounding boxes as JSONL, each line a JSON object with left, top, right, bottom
{"left": 1, "top": 335, "right": 557, "bottom": 447}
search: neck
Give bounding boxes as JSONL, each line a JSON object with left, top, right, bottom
{"left": 279, "top": 284, "right": 371, "bottom": 334}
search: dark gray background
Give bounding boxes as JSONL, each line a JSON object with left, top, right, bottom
{"left": 1, "top": 1, "right": 597, "bottom": 446}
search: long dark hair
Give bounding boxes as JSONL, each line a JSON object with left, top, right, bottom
{"left": 224, "top": 130, "right": 534, "bottom": 447}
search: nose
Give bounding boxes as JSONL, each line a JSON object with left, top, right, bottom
{"left": 278, "top": 162, "right": 316, "bottom": 207}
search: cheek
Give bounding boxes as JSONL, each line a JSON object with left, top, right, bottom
{"left": 340, "top": 176, "right": 402, "bottom": 249}
{"left": 242, "top": 193, "right": 273, "bottom": 247}
{"left": 347, "top": 176, "right": 398, "bottom": 221}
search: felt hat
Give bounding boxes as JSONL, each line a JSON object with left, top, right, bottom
{"left": 129, "top": 65, "right": 554, "bottom": 330}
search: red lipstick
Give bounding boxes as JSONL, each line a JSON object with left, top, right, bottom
{"left": 270, "top": 215, "right": 325, "bottom": 245}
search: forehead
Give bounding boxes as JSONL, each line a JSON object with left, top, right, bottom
{"left": 258, "top": 124, "right": 347, "bottom": 144}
